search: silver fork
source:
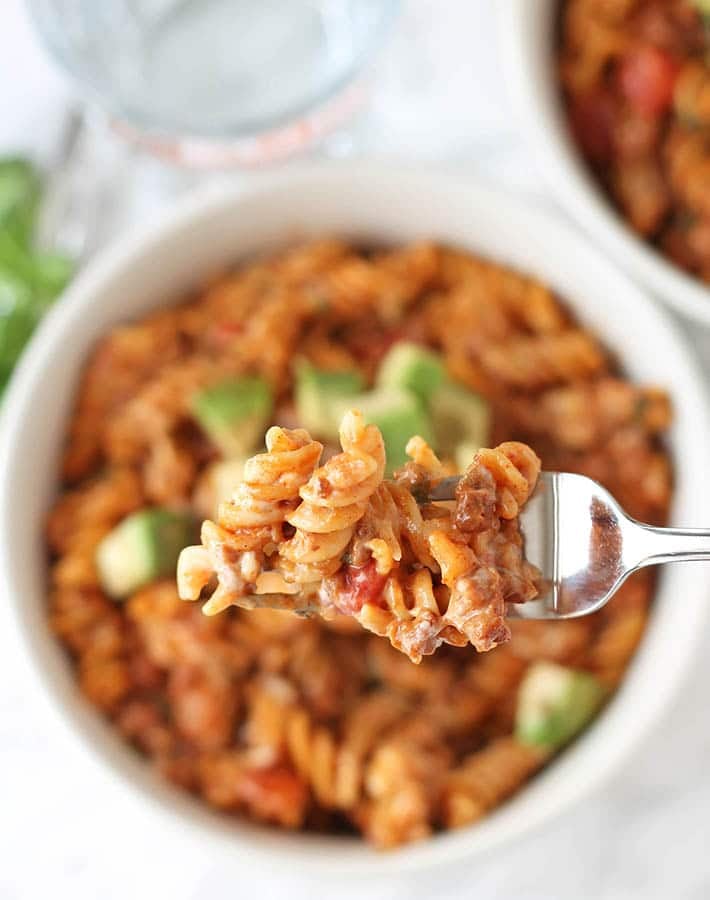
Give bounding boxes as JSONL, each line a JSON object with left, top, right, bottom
{"left": 429, "top": 472, "right": 710, "bottom": 620}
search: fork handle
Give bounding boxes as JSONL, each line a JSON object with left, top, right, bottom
{"left": 633, "top": 524, "right": 710, "bottom": 566}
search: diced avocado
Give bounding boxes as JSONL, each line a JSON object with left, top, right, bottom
{"left": 191, "top": 376, "right": 273, "bottom": 457}
{"left": 96, "top": 508, "right": 195, "bottom": 599}
{"left": 376, "top": 341, "right": 446, "bottom": 403}
{"left": 430, "top": 380, "right": 491, "bottom": 461}
{"left": 515, "top": 662, "right": 605, "bottom": 750}
{"left": 294, "top": 362, "right": 365, "bottom": 440}
{"left": 334, "top": 387, "right": 435, "bottom": 475}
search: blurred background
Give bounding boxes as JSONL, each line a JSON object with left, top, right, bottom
{"left": 2, "top": 1, "right": 710, "bottom": 898}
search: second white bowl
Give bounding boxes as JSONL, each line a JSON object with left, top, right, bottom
{"left": 499, "top": 0, "right": 710, "bottom": 324}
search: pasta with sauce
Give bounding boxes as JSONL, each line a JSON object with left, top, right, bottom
{"left": 47, "top": 239, "right": 671, "bottom": 847}
{"left": 177, "top": 412, "right": 542, "bottom": 663}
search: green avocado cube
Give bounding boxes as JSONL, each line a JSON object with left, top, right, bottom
{"left": 515, "top": 662, "right": 606, "bottom": 750}
{"left": 430, "top": 380, "right": 491, "bottom": 462}
{"left": 376, "top": 341, "right": 445, "bottom": 403}
{"left": 335, "top": 387, "right": 435, "bottom": 475}
{"left": 191, "top": 376, "right": 273, "bottom": 457}
{"left": 96, "top": 508, "right": 196, "bottom": 599}
{"left": 294, "top": 362, "right": 365, "bottom": 441}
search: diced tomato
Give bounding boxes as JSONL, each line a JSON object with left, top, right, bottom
{"left": 207, "top": 319, "right": 244, "bottom": 350}
{"left": 236, "top": 765, "right": 308, "bottom": 828}
{"left": 569, "top": 89, "right": 616, "bottom": 165}
{"left": 349, "top": 327, "right": 405, "bottom": 367}
{"left": 618, "top": 45, "right": 679, "bottom": 117}
{"left": 336, "top": 559, "right": 388, "bottom": 615}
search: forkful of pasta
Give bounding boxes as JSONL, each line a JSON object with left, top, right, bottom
{"left": 177, "top": 409, "right": 710, "bottom": 664}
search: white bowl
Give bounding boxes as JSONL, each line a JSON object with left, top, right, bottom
{"left": 498, "top": 1, "right": 710, "bottom": 324}
{"left": 1, "top": 163, "right": 709, "bottom": 873}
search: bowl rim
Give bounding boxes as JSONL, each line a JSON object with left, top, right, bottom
{"left": 497, "top": 0, "right": 710, "bottom": 325}
{"left": 2, "top": 160, "right": 710, "bottom": 874}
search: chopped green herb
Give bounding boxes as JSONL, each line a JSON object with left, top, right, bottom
{"left": 0, "top": 157, "right": 73, "bottom": 396}
{"left": 0, "top": 158, "right": 41, "bottom": 247}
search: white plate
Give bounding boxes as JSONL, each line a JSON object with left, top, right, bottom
{"left": 1, "top": 163, "right": 708, "bottom": 873}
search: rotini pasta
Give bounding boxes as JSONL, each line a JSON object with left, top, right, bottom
{"left": 441, "top": 737, "right": 549, "bottom": 829}
{"left": 178, "top": 416, "right": 542, "bottom": 662}
{"left": 178, "top": 426, "right": 322, "bottom": 615}
{"left": 280, "top": 410, "right": 386, "bottom": 583}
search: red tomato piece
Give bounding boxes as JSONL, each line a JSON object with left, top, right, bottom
{"left": 618, "top": 45, "right": 679, "bottom": 117}
{"left": 207, "top": 319, "right": 244, "bottom": 349}
{"left": 336, "top": 559, "right": 388, "bottom": 614}
{"left": 348, "top": 327, "right": 405, "bottom": 368}
{"left": 569, "top": 89, "right": 616, "bottom": 165}
{"left": 236, "top": 766, "right": 308, "bottom": 828}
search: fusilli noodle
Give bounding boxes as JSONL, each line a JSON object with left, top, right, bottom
{"left": 178, "top": 416, "right": 541, "bottom": 662}
{"left": 441, "top": 737, "right": 549, "bottom": 829}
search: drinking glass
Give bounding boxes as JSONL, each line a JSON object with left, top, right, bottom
{"left": 27, "top": 0, "right": 400, "bottom": 166}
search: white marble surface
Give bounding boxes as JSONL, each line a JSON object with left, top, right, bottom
{"left": 2, "top": 2, "right": 710, "bottom": 898}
